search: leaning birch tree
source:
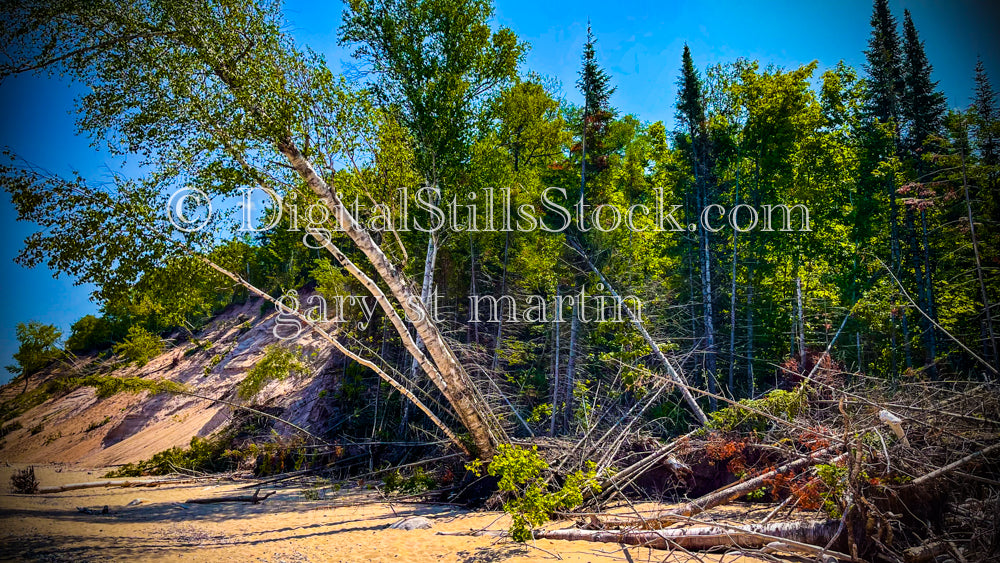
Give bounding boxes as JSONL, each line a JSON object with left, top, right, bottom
{"left": 0, "top": 0, "right": 503, "bottom": 456}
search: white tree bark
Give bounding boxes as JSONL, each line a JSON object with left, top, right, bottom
{"left": 279, "top": 140, "right": 498, "bottom": 455}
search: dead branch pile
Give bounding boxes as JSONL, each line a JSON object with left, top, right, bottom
{"left": 501, "top": 360, "right": 1000, "bottom": 562}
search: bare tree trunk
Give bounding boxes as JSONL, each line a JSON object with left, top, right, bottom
{"left": 280, "top": 141, "right": 497, "bottom": 456}
{"left": 564, "top": 295, "right": 581, "bottom": 432}
{"left": 728, "top": 158, "right": 741, "bottom": 396}
{"left": 469, "top": 234, "right": 479, "bottom": 344}
{"left": 534, "top": 520, "right": 842, "bottom": 555}
{"left": 550, "top": 285, "right": 562, "bottom": 437}
{"left": 919, "top": 208, "right": 937, "bottom": 377}
{"left": 796, "top": 276, "right": 806, "bottom": 370}
{"left": 402, "top": 227, "right": 438, "bottom": 438}
{"left": 699, "top": 189, "right": 717, "bottom": 411}
{"left": 491, "top": 227, "right": 511, "bottom": 372}
{"left": 960, "top": 146, "right": 998, "bottom": 368}
{"left": 746, "top": 263, "right": 755, "bottom": 396}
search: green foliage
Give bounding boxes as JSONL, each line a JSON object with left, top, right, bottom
{"left": 28, "top": 423, "right": 44, "bottom": 435}
{"left": 706, "top": 387, "right": 808, "bottom": 433}
{"left": 816, "top": 463, "right": 849, "bottom": 518}
{"left": 113, "top": 326, "right": 163, "bottom": 367}
{"left": 470, "top": 444, "right": 602, "bottom": 542}
{"left": 6, "top": 321, "right": 62, "bottom": 378}
{"left": 104, "top": 436, "right": 236, "bottom": 477}
{"left": 526, "top": 403, "right": 552, "bottom": 425}
{"left": 382, "top": 467, "right": 437, "bottom": 494}
{"left": 239, "top": 345, "right": 309, "bottom": 400}
{"left": 65, "top": 315, "right": 121, "bottom": 353}
{"left": 73, "top": 375, "right": 184, "bottom": 399}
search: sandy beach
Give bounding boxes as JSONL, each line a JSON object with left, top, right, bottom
{"left": 0, "top": 465, "right": 782, "bottom": 563}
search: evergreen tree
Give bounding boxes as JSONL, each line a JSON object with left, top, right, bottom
{"left": 677, "top": 44, "right": 717, "bottom": 410}
{"left": 901, "top": 9, "right": 947, "bottom": 155}
{"left": 575, "top": 22, "right": 617, "bottom": 201}
{"left": 972, "top": 57, "right": 998, "bottom": 167}
{"left": 864, "top": 0, "right": 904, "bottom": 124}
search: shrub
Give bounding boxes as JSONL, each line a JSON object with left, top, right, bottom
{"left": 66, "top": 315, "right": 120, "bottom": 353}
{"left": 73, "top": 375, "right": 184, "bottom": 399}
{"left": 707, "top": 387, "right": 808, "bottom": 433}
{"left": 469, "top": 444, "right": 602, "bottom": 542}
{"left": 113, "top": 326, "right": 164, "bottom": 367}
{"left": 239, "top": 345, "right": 309, "bottom": 400}
{"left": 104, "top": 435, "right": 236, "bottom": 477}
{"left": 28, "top": 423, "right": 44, "bottom": 435}
{"left": 10, "top": 466, "right": 39, "bottom": 494}
{"left": 383, "top": 467, "right": 437, "bottom": 494}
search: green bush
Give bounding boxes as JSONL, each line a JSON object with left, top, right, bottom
{"left": 0, "top": 421, "right": 23, "bottom": 438}
{"left": 10, "top": 466, "right": 39, "bottom": 494}
{"left": 383, "top": 467, "right": 437, "bottom": 494}
{"left": 73, "top": 375, "right": 184, "bottom": 399}
{"left": 104, "top": 435, "right": 236, "bottom": 477}
{"left": 86, "top": 416, "right": 112, "bottom": 432}
{"left": 239, "top": 345, "right": 309, "bottom": 400}
{"left": 469, "top": 444, "right": 602, "bottom": 542}
{"left": 113, "top": 326, "right": 164, "bottom": 367}
{"left": 706, "top": 387, "right": 808, "bottom": 433}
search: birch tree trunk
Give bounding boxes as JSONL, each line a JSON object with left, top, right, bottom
{"left": 403, "top": 216, "right": 440, "bottom": 436}
{"left": 534, "top": 520, "right": 841, "bottom": 554}
{"left": 279, "top": 140, "right": 497, "bottom": 456}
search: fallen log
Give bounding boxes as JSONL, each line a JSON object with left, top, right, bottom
{"left": 535, "top": 519, "right": 847, "bottom": 560}
{"left": 185, "top": 488, "right": 274, "bottom": 505}
{"left": 38, "top": 478, "right": 189, "bottom": 493}
{"left": 908, "top": 442, "right": 1000, "bottom": 487}
{"left": 594, "top": 444, "right": 844, "bottom": 528}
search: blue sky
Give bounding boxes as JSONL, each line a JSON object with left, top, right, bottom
{"left": 1, "top": 0, "right": 997, "bottom": 383}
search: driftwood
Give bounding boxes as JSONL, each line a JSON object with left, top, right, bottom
{"left": 594, "top": 444, "right": 844, "bottom": 529}
{"left": 440, "top": 518, "right": 847, "bottom": 560}
{"left": 536, "top": 519, "right": 847, "bottom": 559}
{"left": 185, "top": 488, "right": 274, "bottom": 504}
{"left": 908, "top": 441, "right": 1000, "bottom": 487}
{"left": 38, "top": 478, "right": 188, "bottom": 493}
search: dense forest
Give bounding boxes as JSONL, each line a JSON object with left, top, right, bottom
{"left": 1, "top": 0, "right": 998, "bottom": 560}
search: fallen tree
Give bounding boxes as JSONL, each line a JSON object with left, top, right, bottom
{"left": 534, "top": 519, "right": 846, "bottom": 558}
{"left": 592, "top": 443, "right": 844, "bottom": 529}
{"left": 38, "top": 478, "right": 190, "bottom": 494}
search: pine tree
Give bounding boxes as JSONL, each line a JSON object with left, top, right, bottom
{"left": 864, "top": 0, "right": 904, "bottom": 124}
{"left": 677, "top": 44, "right": 717, "bottom": 410}
{"left": 863, "top": 0, "right": 909, "bottom": 371}
{"left": 563, "top": 23, "right": 617, "bottom": 430}
{"left": 901, "top": 9, "right": 947, "bottom": 155}
{"left": 972, "top": 57, "right": 998, "bottom": 167}
{"left": 576, "top": 21, "right": 617, "bottom": 195}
